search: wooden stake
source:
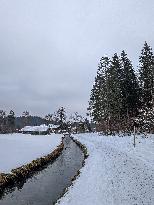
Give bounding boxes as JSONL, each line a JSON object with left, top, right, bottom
{"left": 133, "top": 125, "right": 136, "bottom": 148}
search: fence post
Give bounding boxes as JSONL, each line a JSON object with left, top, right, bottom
{"left": 133, "top": 125, "right": 136, "bottom": 147}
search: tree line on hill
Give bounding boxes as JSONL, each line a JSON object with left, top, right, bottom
{"left": 88, "top": 42, "right": 154, "bottom": 134}
{"left": 0, "top": 110, "right": 46, "bottom": 133}
{"left": 0, "top": 107, "right": 91, "bottom": 134}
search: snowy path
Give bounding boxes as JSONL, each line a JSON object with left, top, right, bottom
{"left": 0, "top": 133, "right": 62, "bottom": 173}
{"left": 58, "top": 133, "right": 154, "bottom": 205}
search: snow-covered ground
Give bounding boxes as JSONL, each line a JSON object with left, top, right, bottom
{"left": 0, "top": 133, "right": 62, "bottom": 173}
{"left": 58, "top": 133, "right": 154, "bottom": 205}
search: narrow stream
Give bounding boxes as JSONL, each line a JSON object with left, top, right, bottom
{"left": 0, "top": 136, "right": 84, "bottom": 205}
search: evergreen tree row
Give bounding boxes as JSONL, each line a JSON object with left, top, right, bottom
{"left": 88, "top": 42, "right": 154, "bottom": 133}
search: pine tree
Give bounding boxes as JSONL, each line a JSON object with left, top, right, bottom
{"left": 57, "top": 107, "right": 66, "bottom": 125}
{"left": 88, "top": 56, "right": 110, "bottom": 122}
{"left": 0, "top": 110, "right": 6, "bottom": 133}
{"left": 107, "top": 53, "right": 123, "bottom": 121}
{"left": 7, "top": 110, "right": 15, "bottom": 132}
{"left": 136, "top": 102, "right": 154, "bottom": 133}
{"left": 139, "top": 42, "right": 154, "bottom": 108}
{"left": 120, "top": 50, "right": 140, "bottom": 118}
{"left": 22, "top": 111, "right": 30, "bottom": 126}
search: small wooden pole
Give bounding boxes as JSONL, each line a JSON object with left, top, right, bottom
{"left": 133, "top": 125, "right": 136, "bottom": 148}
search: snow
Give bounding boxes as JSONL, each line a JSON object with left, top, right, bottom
{"left": 20, "top": 124, "right": 59, "bottom": 132}
{"left": 58, "top": 133, "right": 154, "bottom": 205}
{"left": 48, "top": 124, "right": 59, "bottom": 129}
{"left": 21, "top": 124, "right": 49, "bottom": 132}
{"left": 0, "top": 133, "right": 62, "bottom": 173}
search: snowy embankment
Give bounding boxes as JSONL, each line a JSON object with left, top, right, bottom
{"left": 0, "top": 133, "right": 62, "bottom": 173}
{"left": 58, "top": 133, "right": 154, "bottom": 205}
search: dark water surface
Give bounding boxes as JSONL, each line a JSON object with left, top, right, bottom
{"left": 0, "top": 136, "right": 84, "bottom": 205}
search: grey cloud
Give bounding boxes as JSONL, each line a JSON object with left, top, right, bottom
{"left": 0, "top": 0, "right": 154, "bottom": 116}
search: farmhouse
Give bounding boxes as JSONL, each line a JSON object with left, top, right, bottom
{"left": 20, "top": 124, "right": 59, "bottom": 135}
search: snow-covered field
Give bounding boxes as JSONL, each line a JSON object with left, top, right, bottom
{"left": 0, "top": 133, "right": 62, "bottom": 173}
{"left": 58, "top": 133, "right": 154, "bottom": 205}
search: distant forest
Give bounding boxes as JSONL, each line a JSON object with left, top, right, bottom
{"left": 0, "top": 108, "right": 91, "bottom": 134}
{"left": 0, "top": 110, "right": 47, "bottom": 133}
{"left": 88, "top": 42, "right": 154, "bottom": 134}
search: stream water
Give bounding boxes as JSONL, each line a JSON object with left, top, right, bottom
{"left": 0, "top": 136, "right": 84, "bottom": 205}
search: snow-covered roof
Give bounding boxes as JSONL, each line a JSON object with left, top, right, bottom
{"left": 21, "top": 124, "right": 49, "bottom": 132}
{"left": 48, "top": 124, "right": 59, "bottom": 129}
{"left": 21, "top": 124, "right": 60, "bottom": 132}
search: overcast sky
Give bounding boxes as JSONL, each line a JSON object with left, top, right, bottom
{"left": 0, "top": 0, "right": 154, "bottom": 117}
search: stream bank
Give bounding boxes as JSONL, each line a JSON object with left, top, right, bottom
{"left": 0, "top": 136, "right": 84, "bottom": 205}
